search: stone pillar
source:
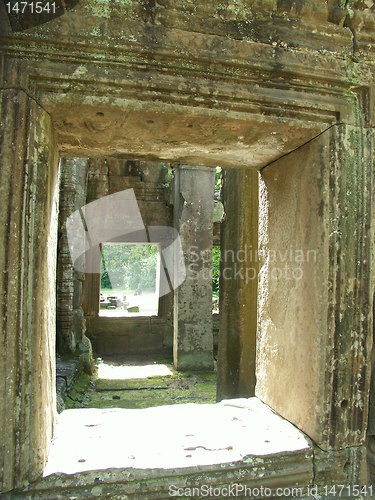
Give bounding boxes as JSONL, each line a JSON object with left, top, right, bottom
{"left": 82, "top": 158, "right": 109, "bottom": 318}
{"left": 216, "top": 168, "right": 258, "bottom": 401}
{"left": 0, "top": 89, "right": 59, "bottom": 492}
{"left": 57, "top": 158, "right": 89, "bottom": 353}
{"left": 56, "top": 157, "right": 95, "bottom": 373}
{"left": 173, "top": 165, "right": 215, "bottom": 371}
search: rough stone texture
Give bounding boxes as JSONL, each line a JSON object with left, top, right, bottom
{"left": 56, "top": 157, "right": 95, "bottom": 388}
{"left": 173, "top": 165, "right": 215, "bottom": 370}
{"left": 313, "top": 445, "right": 368, "bottom": 492}
{"left": 55, "top": 378, "right": 67, "bottom": 415}
{"left": 0, "top": 92, "right": 59, "bottom": 491}
{"left": 55, "top": 357, "right": 81, "bottom": 414}
{"left": 1, "top": 0, "right": 375, "bottom": 494}
{"left": 212, "top": 313, "right": 219, "bottom": 349}
{"left": 3, "top": 1, "right": 364, "bottom": 167}
{"left": 87, "top": 314, "right": 172, "bottom": 356}
{"left": 217, "top": 168, "right": 258, "bottom": 401}
{"left": 56, "top": 157, "right": 89, "bottom": 353}
{"left": 77, "top": 334, "right": 95, "bottom": 375}
{"left": 256, "top": 125, "right": 373, "bottom": 451}
{"left": 368, "top": 233, "right": 375, "bottom": 483}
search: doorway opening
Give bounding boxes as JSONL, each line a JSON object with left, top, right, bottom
{"left": 99, "top": 242, "right": 160, "bottom": 317}
{"left": 55, "top": 157, "right": 219, "bottom": 424}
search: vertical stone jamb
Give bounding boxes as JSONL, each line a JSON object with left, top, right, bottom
{"left": 367, "top": 125, "right": 375, "bottom": 483}
{"left": 0, "top": 89, "right": 59, "bottom": 492}
{"left": 216, "top": 168, "right": 258, "bottom": 401}
{"left": 326, "top": 124, "right": 373, "bottom": 449}
{"left": 256, "top": 125, "right": 372, "bottom": 461}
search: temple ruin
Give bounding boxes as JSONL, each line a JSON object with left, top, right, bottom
{"left": 1, "top": 0, "right": 375, "bottom": 497}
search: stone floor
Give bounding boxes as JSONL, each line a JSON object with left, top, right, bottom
{"left": 64, "top": 355, "right": 217, "bottom": 410}
{"left": 44, "top": 398, "right": 310, "bottom": 476}
{"left": 18, "top": 356, "right": 313, "bottom": 497}
{"left": 52, "top": 356, "right": 310, "bottom": 474}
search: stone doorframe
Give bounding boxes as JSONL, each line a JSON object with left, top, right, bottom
{"left": 1, "top": 4, "right": 374, "bottom": 492}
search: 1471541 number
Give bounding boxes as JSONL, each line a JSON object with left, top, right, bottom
{"left": 5, "top": 2, "right": 56, "bottom": 14}
{"left": 323, "top": 485, "right": 373, "bottom": 497}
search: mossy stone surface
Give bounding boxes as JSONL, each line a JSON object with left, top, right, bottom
{"left": 65, "top": 358, "right": 217, "bottom": 410}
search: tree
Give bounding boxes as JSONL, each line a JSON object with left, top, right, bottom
{"left": 100, "top": 252, "right": 112, "bottom": 289}
{"left": 100, "top": 243, "right": 158, "bottom": 291}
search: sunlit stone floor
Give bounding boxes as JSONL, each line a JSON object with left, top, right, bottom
{"left": 44, "top": 397, "right": 310, "bottom": 476}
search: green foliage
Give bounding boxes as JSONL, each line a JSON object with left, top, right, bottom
{"left": 101, "top": 243, "right": 158, "bottom": 292}
{"left": 100, "top": 252, "right": 112, "bottom": 289}
{"left": 215, "top": 167, "right": 222, "bottom": 192}
{"left": 212, "top": 246, "right": 221, "bottom": 297}
{"left": 164, "top": 168, "right": 174, "bottom": 189}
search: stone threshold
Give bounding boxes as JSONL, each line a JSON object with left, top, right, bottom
{"left": 18, "top": 398, "right": 313, "bottom": 498}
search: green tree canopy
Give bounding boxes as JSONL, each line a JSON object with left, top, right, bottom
{"left": 101, "top": 243, "right": 158, "bottom": 291}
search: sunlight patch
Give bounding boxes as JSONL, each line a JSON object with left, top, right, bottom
{"left": 97, "top": 363, "right": 173, "bottom": 380}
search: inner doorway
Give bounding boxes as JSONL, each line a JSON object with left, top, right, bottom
{"left": 99, "top": 242, "right": 160, "bottom": 317}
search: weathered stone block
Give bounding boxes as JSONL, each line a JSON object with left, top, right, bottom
{"left": 0, "top": 91, "right": 59, "bottom": 491}
{"left": 173, "top": 165, "right": 215, "bottom": 371}
{"left": 256, "top": 125, "right": 372, "bottom": 451}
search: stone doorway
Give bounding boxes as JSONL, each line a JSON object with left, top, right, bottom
{"left": 56, "top": 157, "right": 222, "bottom": 364}
{"left": 1, "top": 3, "right": 373, "bottom": 492}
